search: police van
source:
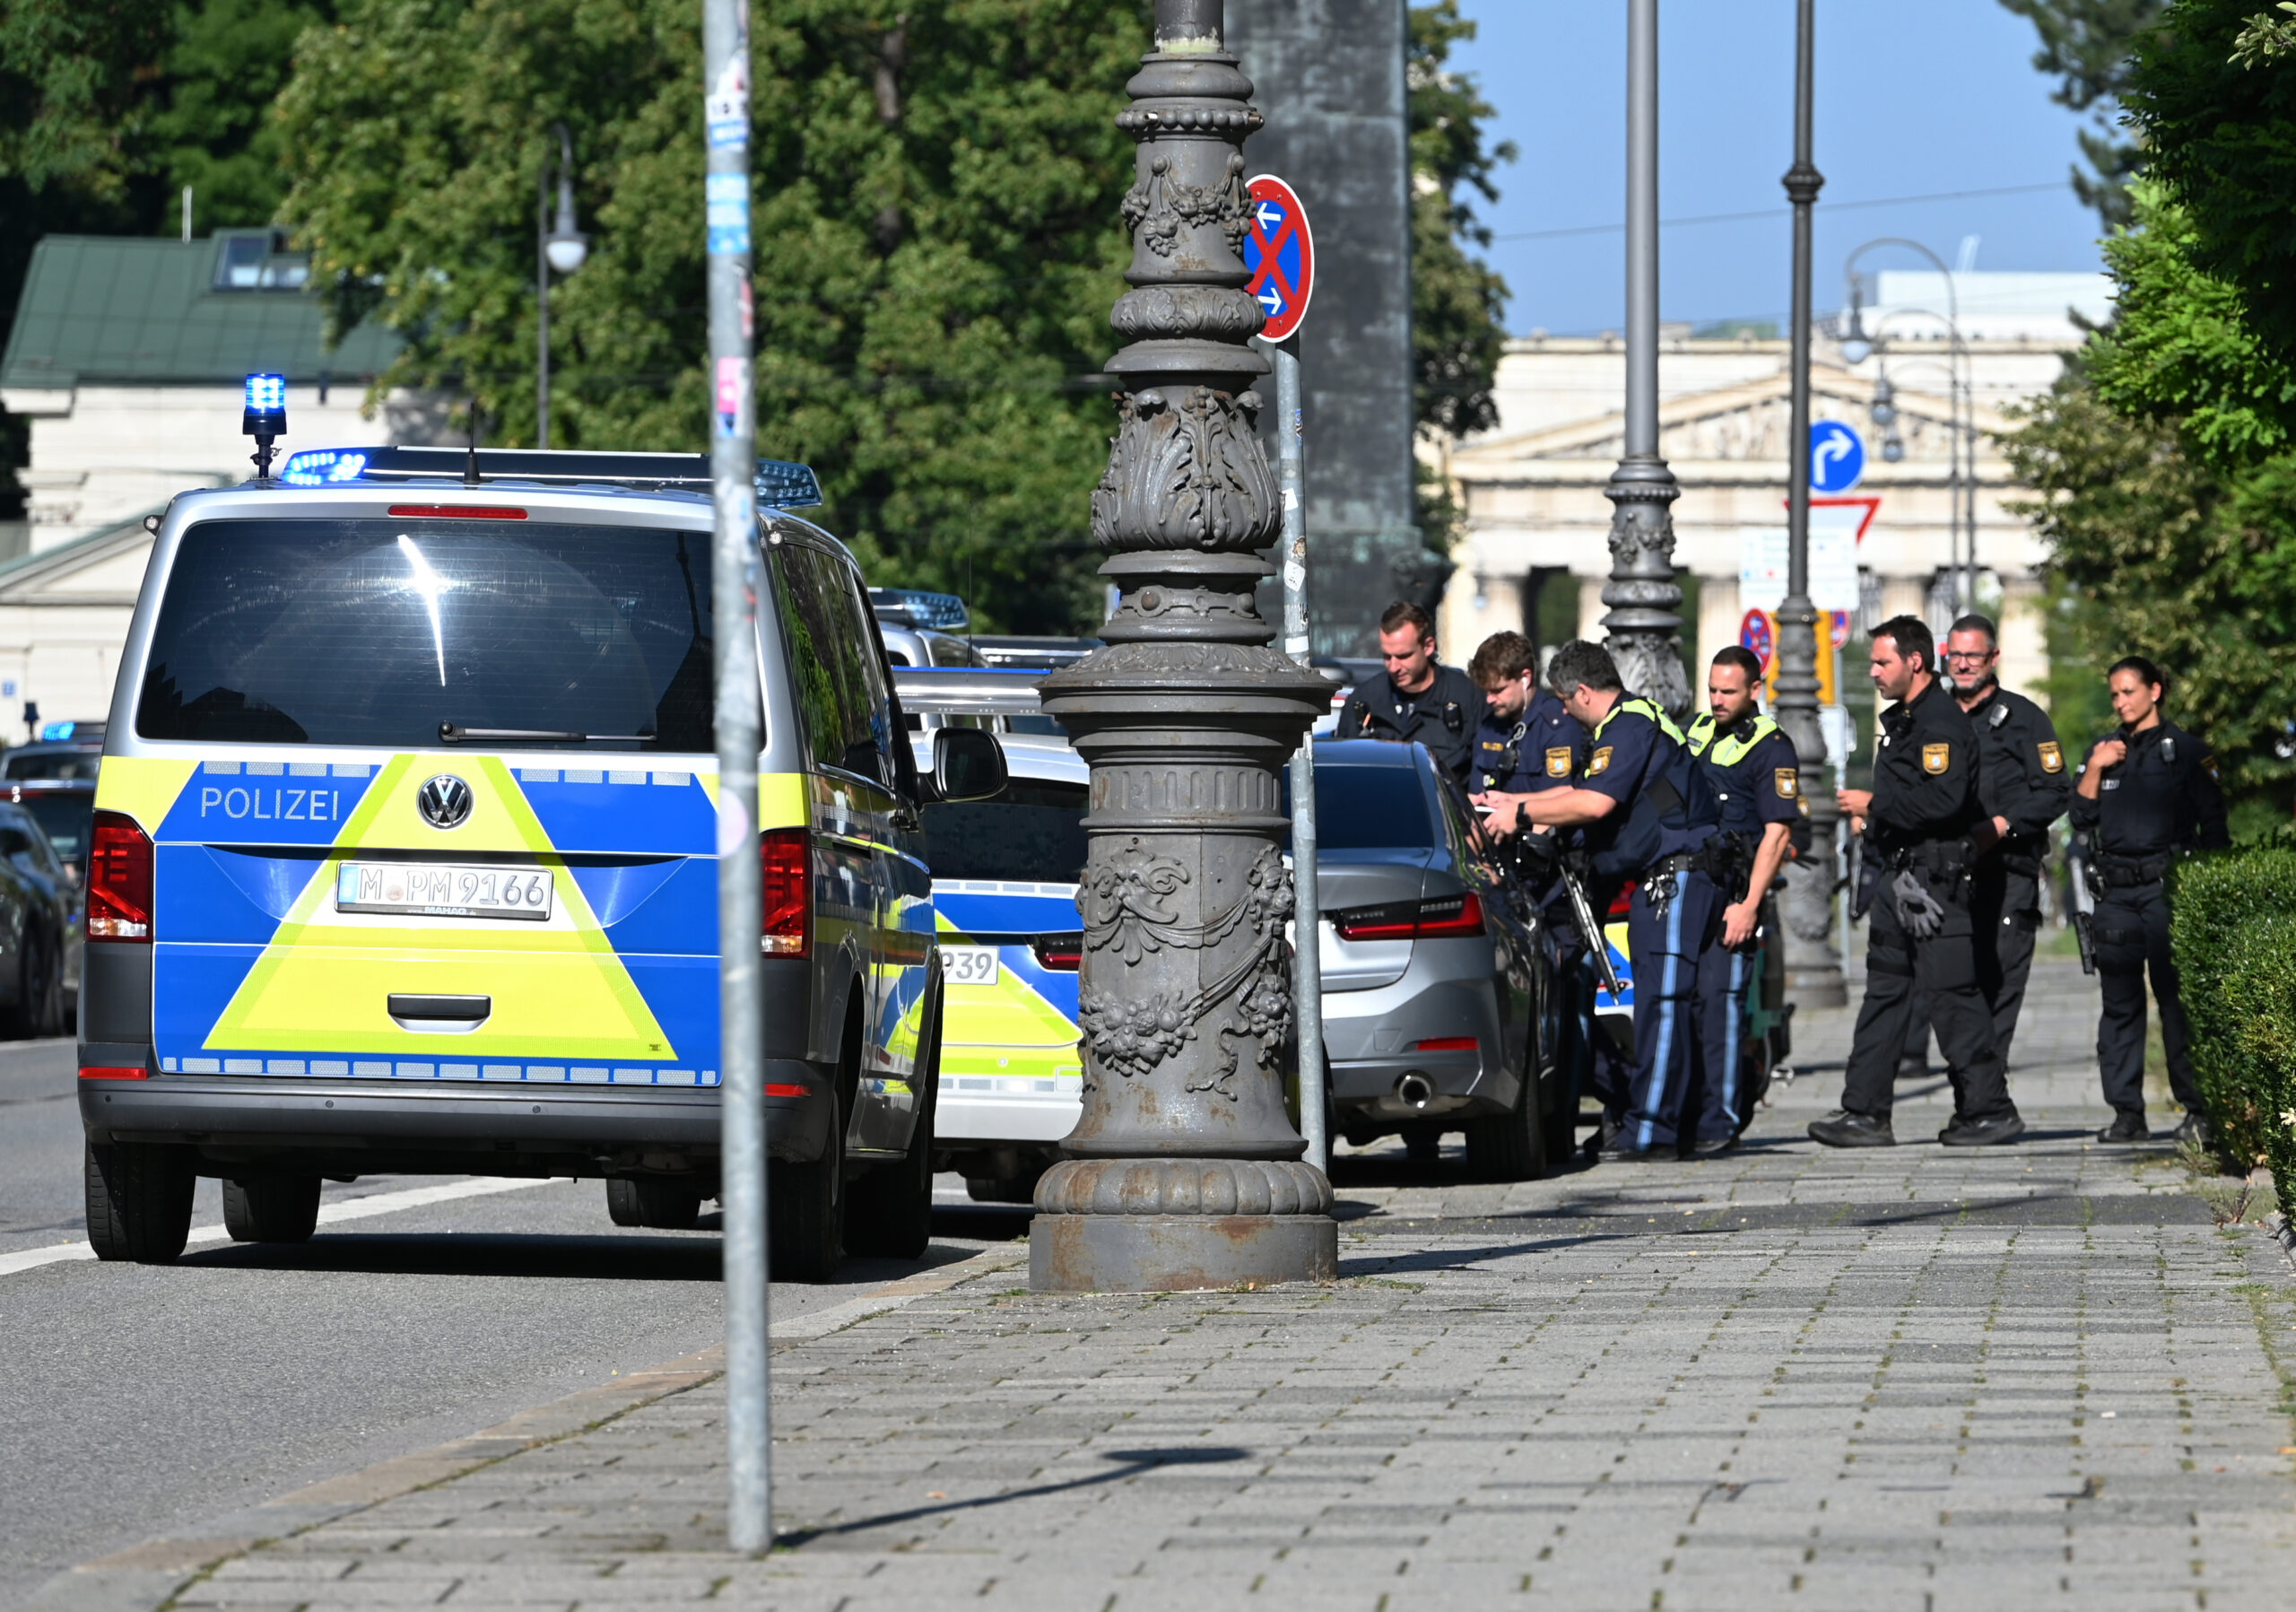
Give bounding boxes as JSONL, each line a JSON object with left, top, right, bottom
{"left": 77, "top": 384, "right": 1002, "bottom": 1278}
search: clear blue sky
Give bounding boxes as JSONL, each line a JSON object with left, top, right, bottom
{"left": 1450, "top": 0, "right": 2110, "bottom": 335}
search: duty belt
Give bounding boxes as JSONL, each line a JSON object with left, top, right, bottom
{"left": 1639, "top": 850, "right": 1702, "bottom": 920}
{"left": 2096, "top": 853, "right": 2172, "bottom": 888}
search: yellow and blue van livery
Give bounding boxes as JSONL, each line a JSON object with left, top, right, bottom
{"left": 109, "top": 752, "right": 723, "bottom": 1085}
{"left": 78, "top": 443, "right": 974, "bottom": 1277}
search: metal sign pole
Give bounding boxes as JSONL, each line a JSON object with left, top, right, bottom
{"left": 704, "top": 0, "right": 770, "bottom": 1555}
{"left": 1275, "top": 340, "right": 1327, "bottom": 1174}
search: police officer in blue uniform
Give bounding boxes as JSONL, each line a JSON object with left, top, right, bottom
{"left": 1684, "top": 647, "right": 1803, "bottom": 1149}
{"left": 1501, "top": 640, "right": 1722, "bottom": 1159}
{"left": 1466, "top": 631, "right": 1596, "bottom": 1142}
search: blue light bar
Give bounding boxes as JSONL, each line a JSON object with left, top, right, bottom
{"left": 280, "top": 449, "right": 370, "bottom": 487}
{"left": 38, "top": 721, "right": 75, "bottom": 742}
{"left": 754, "top": 458, "right": 822, "bottom": 509}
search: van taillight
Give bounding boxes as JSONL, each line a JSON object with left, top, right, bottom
{"left": 761, "top": 829, "right": 810, "bottom": 957}
{"left": 1031, "top": 934, "right": 1083, "bottom": 971}
{"left": 88, "top": 812, "right": 154, "bottom": 942}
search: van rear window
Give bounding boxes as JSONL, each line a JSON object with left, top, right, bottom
{"left": 136, "top": 518, "right": 716, "bottom": 751}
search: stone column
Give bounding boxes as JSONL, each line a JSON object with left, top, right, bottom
{"left": 1031, "top": 0, "right": 1337, "bottom": 1294}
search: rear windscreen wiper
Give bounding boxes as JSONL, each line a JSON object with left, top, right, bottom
{"left": 438, "top": 723, "right": 655, "bottom": 744}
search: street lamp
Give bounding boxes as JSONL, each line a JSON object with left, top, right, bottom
{"left": 1598, "top": 0, "right": 1690, "bottom": 719}
{"left": 1839, "top": 240, "right": 1976, "bottom": 616}
{"left": 537, "top": 122, "right": 588, "bottom": 450}
{"left": 1775, "top": 0, "right": 1844, "bottom": 1007}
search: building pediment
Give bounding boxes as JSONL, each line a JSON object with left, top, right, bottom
{"left": 0, "top": 509, "right": 155, "bottom": 607}
{"left": 1452, "top": 362, "right": 1999, "bottom": 474}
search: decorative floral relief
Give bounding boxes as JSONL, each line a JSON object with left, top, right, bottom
{"left": 1121, "top": 152, "right": 1249, "bottom": 258}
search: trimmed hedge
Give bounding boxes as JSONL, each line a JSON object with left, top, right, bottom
{"left": 2171, "top": 835, "right": 2296, "bottom": 1206}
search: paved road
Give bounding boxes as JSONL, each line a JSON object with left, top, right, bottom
{"left": 0, "top": 1041, "right": 1022, "bottom": 1607}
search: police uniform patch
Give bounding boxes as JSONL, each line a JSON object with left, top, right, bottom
{"left": 1587, "top": 746, "right": 1612, "bottom": 776}
{"left": 1545, "top": 747, "right": 1572, "bottom": 778}
{"left": 1921, "top": 742, "right": 1950, "bottom": 774}
{"left": 2038, "top": 740, "right": 2063, "bottom": 773}
{"left": 1775, "top": 767, "right": 1798, "bottom": 798}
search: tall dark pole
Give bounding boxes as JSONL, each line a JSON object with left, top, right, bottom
{"left": 1033, "top": 0, "right": 1336, "bottom": 1294}
{"left": 1600, "top": 0, "right": 1689, "bottom": 719}
{"left": 1776, "top": 0, "right": 1844, "bottom": 1006}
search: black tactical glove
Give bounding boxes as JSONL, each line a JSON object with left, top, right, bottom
{"left": 1891, "top": 870, "right": 1945, "bottom": 939}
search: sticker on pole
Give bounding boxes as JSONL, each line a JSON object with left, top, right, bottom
{"left": 1244, "top": 175, "right": 1315, "bottom": 342}
{"left": 1809, "top": 420, "right": 1866, "bottom": 493}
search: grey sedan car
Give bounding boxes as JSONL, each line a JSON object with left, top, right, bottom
{"left": 1302, "top": 739, "right": 1557, "bottom": 1177}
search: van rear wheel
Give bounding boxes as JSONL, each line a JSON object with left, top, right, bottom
{"left": 222, "top": 1175, "right": 322, "bottom": 1243}
{"left": 85, "top": 1142, "right": 196, "bottom": 1263}
{"left": 770, "top": 1084, "right": 844, "bottom": 1282}
{"left": 847, "top": 993, "right": 941, "bottom": 1260}
{"left": 605, "top": 1177, "right": 703, "bottom": 1230}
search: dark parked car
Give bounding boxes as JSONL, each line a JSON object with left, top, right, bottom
{"left": 10, "top": 779, "right": 94, "bottom": 886}
{"left": 0, "top": 799, "right": 74, "bottom": 1034}
{"left": 4, "top": 724, "right": 105, "bottom": 781}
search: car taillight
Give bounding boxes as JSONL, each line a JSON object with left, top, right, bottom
{"left": 1031, "top": 934, "right": 1083, "bottom": 971}
{"left": 87, "top": 811, "right": 153, "bottom": 942}
{"left": 1606, "top": 880, "right": 1637, "bottom": 919}
{"left": 761, "top": 829, "right": 810, "bottom": 957}
{"left": 1413, "top": 1036, "right": 1478, "bottom": 1052}
{"left": 1331, "top": 892, "right": 1485, "bottom": 943}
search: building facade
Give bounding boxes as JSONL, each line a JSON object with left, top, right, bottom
{"left": 1435, "top": 272, "right": 2109, "bottom": 739}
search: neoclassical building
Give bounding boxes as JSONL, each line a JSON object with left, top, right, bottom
{"left": 1433, "top": 272, "right": 2110, "bottom": 720}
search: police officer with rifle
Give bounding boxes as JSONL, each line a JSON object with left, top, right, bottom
{"left": 1498, "top": 640, "right": 1724, "bottom": 1160}
{"left": 1815, "top": 615, "right": 2023, "bottom": 1149}
{"left": 1685, "top": 646, "right": 1805, "bottom": 1146}
{"left": 2070, "top": 654, "right": 2228, "bottom": 1144}
{"left": 1465, "top": 632, "right": 1603, "bottom": 1136}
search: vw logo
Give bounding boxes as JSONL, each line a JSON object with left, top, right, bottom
{"left": 417, "top": 774, "right": 474, "bottom": 830}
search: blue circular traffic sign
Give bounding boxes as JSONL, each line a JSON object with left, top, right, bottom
{"left": 1243, "top": 175, "right": 1315, "bottom": 341}
{"left": 1809, "top": 421, "right": 1866, "bottom": 494}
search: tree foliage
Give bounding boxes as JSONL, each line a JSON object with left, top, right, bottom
{"left": 1407, "top": 0, "right": 1509, "bottom": 443}
{"left": 280, "top": 0, "right": 1146, "bottom": 633}
{"left": 1996, "top": 0, "right": 2171, "bottom": 224}
{"left": 2124, "top": 0, "right": 2296, "bottom": 370}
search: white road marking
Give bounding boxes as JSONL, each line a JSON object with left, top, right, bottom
{"left": 0, "top": 1176, "right": 566, "bottom": 1279}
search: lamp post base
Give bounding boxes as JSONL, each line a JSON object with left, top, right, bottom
{"left": 1029, "top": 1156, "right": 1336, "bottom": 1292}
{"left": 1029, "top": 1212, "right": 1338, "bottom": 1293}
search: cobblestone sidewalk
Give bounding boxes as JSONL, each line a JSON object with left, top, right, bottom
{"left": 49, "top": 959, "right": 2296, "bottom": 1610}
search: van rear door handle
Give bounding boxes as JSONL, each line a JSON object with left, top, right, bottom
{"left": 388, "top": 993, "right": 491, "bottom": 1029}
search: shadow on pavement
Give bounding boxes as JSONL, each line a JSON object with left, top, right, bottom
{"left": 775, "top": 1446, "right": 1253, "bottom": 1547}
{"left": 184, "top": 1233, "right": 994, "bottom": 1285}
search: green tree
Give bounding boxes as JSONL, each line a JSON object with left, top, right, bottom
{"left": 279, "top": 0, "right": 1145, "bottom": 633}
{"left": 2123, "top": 0, "right": 2296, "bottom": 370}
{"left": 1405, "top": 0, "right": 1510, "bottom": 551}
{"left": 1996, "top": 0, "right": 2170, "bottom": 224}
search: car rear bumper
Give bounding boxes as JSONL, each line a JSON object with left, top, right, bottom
{"left": 76, "top": 1057, "right": 833, "bottom": 1171}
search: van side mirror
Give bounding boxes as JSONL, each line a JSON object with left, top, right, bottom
{"left": 931, "top": 727, "right": 1007, "bottom": 803}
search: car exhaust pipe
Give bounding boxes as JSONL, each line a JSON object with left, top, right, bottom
{"left": 1396, "top": 1072, "right": 1434, "bottom": 1110}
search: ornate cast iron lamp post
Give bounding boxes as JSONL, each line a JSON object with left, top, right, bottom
{"left": 1775, "top": 0, "right": 1845, "bottom": 1007}
{"left": 1600, "top": 0, "right": 1690, "bottom": 719}
{"left": 1032, "top": 0, "right": 1336, "bottom": 1294}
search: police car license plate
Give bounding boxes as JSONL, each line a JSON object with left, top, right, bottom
{"left": 335, "top": 862, "right": 555, "bottom": 921}
{"left": 941, "top": 945, "right": 999, "bottom": 985}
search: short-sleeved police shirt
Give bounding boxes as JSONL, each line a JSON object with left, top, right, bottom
{"left": 1687, "top": 712, "right": 1803, "bottom": 839}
